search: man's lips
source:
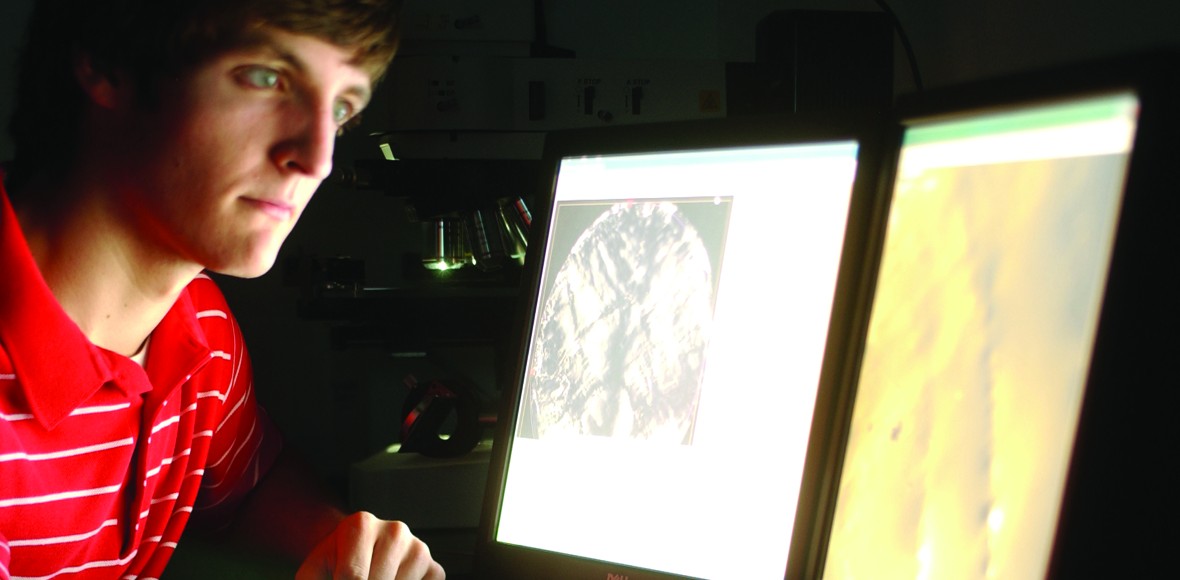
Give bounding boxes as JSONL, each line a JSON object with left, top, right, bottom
{"left": 241, "top": 197, "right": 296, "bottom": 221}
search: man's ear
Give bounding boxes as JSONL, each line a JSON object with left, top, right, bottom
{"left": 72, "top": 51, "right": 129, "bottom": 110}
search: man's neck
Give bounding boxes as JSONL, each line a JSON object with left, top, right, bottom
{"left": 13, "top": 174, "right": 202, "bottom": 357}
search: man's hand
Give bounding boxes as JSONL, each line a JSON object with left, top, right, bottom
{"left": 220, "top": 449, "right": 443, "bottom": 578}
{"left": 295, "top": 511, "right": 445, "bottom": 580}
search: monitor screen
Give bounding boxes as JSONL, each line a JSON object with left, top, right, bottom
{"left": 478, "top": 114, "right": 885, "bottom": 579}
{"left": 821, "top": 92, "right": 1140, "bottom": 579}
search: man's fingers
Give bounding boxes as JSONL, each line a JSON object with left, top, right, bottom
{"left": 368, "top": 518, "right": 441, "bottom": 580}
{"left": 367, "top": 518, "right": 407, "bottom": 579}
{"left": 295, "top": 533, "right": 334, "bottom": 580}
{"left": 335, "top": 512, "right": 379, "bottom": 579}
{"left": 297, "top": 511, "right": 444, "bottom": 579}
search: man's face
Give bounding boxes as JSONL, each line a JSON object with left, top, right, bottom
{"left": 108, "top": 27, "right": 373, "bottom": 278}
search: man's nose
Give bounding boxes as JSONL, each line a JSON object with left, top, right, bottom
{"left": 270, "top": 100, "right": 337, "bottom": 180}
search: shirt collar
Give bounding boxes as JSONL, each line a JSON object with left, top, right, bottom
{"left": 0, "top": 175, "right": 211, "bottom": 430}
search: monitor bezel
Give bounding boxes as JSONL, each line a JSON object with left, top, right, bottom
{"left": 809, "top": 51, "right": 1180, "bottom": 580}
{"left": 472, "top": 110, "right": 894, "bottom": 580}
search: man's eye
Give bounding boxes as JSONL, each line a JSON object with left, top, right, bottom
{"left": 240, "top": 66, "right": 281, "bottom": 89}
{"left": 333, "top": 100, "right": 354, "bottom": 125}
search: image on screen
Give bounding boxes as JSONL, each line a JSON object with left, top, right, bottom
{"left": 496, "top": 141, "right": 862, "bottom": 579}
{"left": 518, "top": 198, "right": 730, "bottom": 445}
{"left": 823, "top": 92, "right": 1139, "bottom": 580}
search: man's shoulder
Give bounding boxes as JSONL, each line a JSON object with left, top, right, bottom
{"left": 183, "top": 272, "right": 233, "bottom": 311}
{"left": 175, "top": 273, "right": 241, "bottom": 341}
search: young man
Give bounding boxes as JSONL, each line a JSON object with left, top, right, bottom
{"left": 0, "top": 0, "right": 444, "bottom": 578}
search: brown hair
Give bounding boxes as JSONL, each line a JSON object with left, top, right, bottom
{"left": 5, "top": 0, "right": 402, "bottom": 193}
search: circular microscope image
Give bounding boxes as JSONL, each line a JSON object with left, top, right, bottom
{"left": 522, "top": 200, "right": 725, "bottom": 444}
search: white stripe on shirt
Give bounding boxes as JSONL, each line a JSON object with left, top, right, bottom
{"left": 150, "top": 415, "right": 181, "bottom": 435}
{"left": 206, "top": 414, "right": 257, "bottom": 473}
{"left": 200, "top": 421, "right": 262, "bottom": 503}
{"left": 2, "top": 403, "right": 130, "bottom": 423}
{"left": 149, "top": 400, "right": 202, "bottom": 435}
{"left": 71, "top": 403, "right": 133, "bottom": 416}
{"left": 0, "top": 484, "right": 122, "bottom": 508}
{"left": 0, "top": 437, "right": 135, "bottom": 463}
{"left": 196, "top": 390, "right": 227, "bottom": 403}
{"left": 150, "top": 493, "right": 179, "bottom": 506}
{"left": 7, "top": 519, "right": 118, "bottom": 547}
{"left": 10, "top": 549, "right": 138, "bottom": 580}
{"left": 145, "top": 449, "right": 191, "bottom": 480}
{"left": 213, "top": 384, "right": 250, "bottom": 434}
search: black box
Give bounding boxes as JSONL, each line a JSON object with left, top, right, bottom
{"left": 728, "top": 10, "right": 894, "bottom": 115}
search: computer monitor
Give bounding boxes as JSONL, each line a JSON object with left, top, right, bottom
{"left": 818, "top": 54, "right": 1179, "bottom": 579}
{"left": 474, "top": 112, "right": 889, "bottom": 579}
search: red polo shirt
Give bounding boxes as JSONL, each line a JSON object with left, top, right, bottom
{"left": 0, "top": 179, "right": 282, "bottom": 579}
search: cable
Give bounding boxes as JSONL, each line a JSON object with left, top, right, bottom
{"left": 873, "top": 0, "right": 923, "bottom": 91}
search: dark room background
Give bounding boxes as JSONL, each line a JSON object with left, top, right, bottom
{"left": 2, "top": 0, "right": 1178, "bottom": 508}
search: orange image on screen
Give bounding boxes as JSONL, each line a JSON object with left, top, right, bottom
{"left": 825, "top": 148, "right": 1130, "bottom": 580}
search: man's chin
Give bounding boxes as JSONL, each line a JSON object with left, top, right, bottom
{"left": 206, "top": 255, "right": 278, "bottom": 280}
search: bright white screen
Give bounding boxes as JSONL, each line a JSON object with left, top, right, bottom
{"left": 823, "top": 93, "right": 1138, "bottom": 580}
{"left": 496, "top": 141, "right": 860, "bottom": 579}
